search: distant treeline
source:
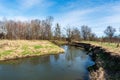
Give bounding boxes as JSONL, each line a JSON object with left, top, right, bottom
{"left": 0, "top": 16, "right": 54, "bottom": 40}
{"left": 0, "top": 16, "right": 120, "bottom": 43}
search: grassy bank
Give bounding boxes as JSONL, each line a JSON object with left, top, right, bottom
{"left": 0, "top": 40, "right": 64, "bottom": 61}
{"left": 81, "top": 41, "right": 120, "bottom": 56}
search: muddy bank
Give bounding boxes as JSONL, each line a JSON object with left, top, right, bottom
{"left": 89, "top": 47, "right": 120, "bottom": 80}
{"left": 72, "top": 42, "right": 120, "bottom": 80}
{"left": 88, "top": 46, "right": 120, "bottom": 80}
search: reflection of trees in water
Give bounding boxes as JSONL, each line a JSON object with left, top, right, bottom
{"left": 29, "top": 56, "right": 50, "bottom": 65}
{"left": 65, "top": 46, "right": 72, "bottom": 61}
{"left": 54, "top": 55, "right": 59, "bottom": 61}
{"left": 65, "top": 46, "right": 87, "bottom": 61}
{"left": 0, "top": 56, "right": 51, "bottom": 66}
{"left": 81, "top": 54, "right": 87, "bottom": 60}
{"left": 0, "top": 55, "right": 59, "bottom": 67}
{"left": 0, "top": 59, "right": 24, "bottom": 66}
{"left": 65, "top": 46, "right": 77, "bottom": 61}
{"left": 29, "top": 57, "right": 41, "bottom": 65}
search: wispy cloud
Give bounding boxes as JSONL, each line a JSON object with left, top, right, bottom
{"left": 53, "top": 0, "right": 120, "bottom": 36}
{"left": 19, "top": 0, "right": 54, "bottom": 9}
{"left": 0, "top": 0, "right": 55, "bottom": 20}
{"left": 55, "top": 9, "right": 95, "bottom": 27}
{"left": 0, "top": 0, "right": 120, "bottom": 36}
{"left": 20, "top": 0, "right": 43, "bottom": 9}
{"left": 56, "top": 1, "right": 120, "bottom": 26}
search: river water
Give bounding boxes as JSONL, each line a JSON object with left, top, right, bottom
{"left": 0, "top": 45, "right": 94, "bottom": 80}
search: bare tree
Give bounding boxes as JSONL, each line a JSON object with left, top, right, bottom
{"left": 44, "top": 16, "right": 54, "bottom": 40}
{"left": 65, "top": 26, "right": 72, "bottom": 42}
{"left": 71, "top": 27, "right": 81, "bottom": 41}
{"left": 30, "top": 19, "right": 41, "bottom": 39}
{"left": 89, "top": 33, "right": 96, "bottom": 41}
{"left": 0, "top": 21, "right": 7, "bottom": 39}
{"left": 54, "top": 23, "right": 61, "bottom": 40}
{"left": 81, "top": 25, "right": 91, "bottom": 40}
{"left": 116, "top": 28, "right": 120, "bottom": 47}
{"left": 104, "top": 26, "right": 116, "bottom": 42}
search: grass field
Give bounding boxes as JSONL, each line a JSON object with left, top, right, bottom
{"left": 0, "top": 40, "right": 64, "bottom": 61}
{"left": 81, "top": 41, "right": 120, "bottom": 55}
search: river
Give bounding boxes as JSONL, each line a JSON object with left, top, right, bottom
{"left": 0, "top": 45, "right": 94, "bottom": 80}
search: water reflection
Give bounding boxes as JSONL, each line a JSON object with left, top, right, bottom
{"left": 0, "top": 45, "right": 94, "bottom": 80}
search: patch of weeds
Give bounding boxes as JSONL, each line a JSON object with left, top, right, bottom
{"left": 34, "top": 51, "right": 41, "bottom": 54}
{"left": 2, "top": 50, "right": 13, "bottom": 55}
{"left": 22, "top": 50, "right": 31, "bottom": 55}
{"left": 46, "top": 44, "right": 58, "bottom": 48}
{"left": 22, "top": 45, "right": 28, "bottom": 50}
{"left": 34, "top": 45, "right": 43, "bottom": 49}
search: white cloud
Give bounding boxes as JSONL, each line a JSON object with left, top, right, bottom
{"left": 20, "top": 0, "right": 43, "bottom": 9}
{"left": 0, "top": 0, "right": 120, "bottom": 36}
{"left": 55, "top": 8, "right": 95, "bottom": 27}
{"left": 12, "top": 16, "right": 30, "bottom": 21}
{"left": 1, "top": 16, "right": 30, "bottom": 21}
{"left": 19, "top": 0, "right": 54, "bottom": 9}
{"left": 53, "top": 1, "right": 120, "bottom": 36}
{"left": 100, "top": 14, "right": 120, "bottom": 25}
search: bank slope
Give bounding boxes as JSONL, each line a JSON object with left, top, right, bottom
{"left": 81, "top": 41, "right": 120, "bottom": 56}
{"left": 81, "top": 41, "right": 120, "bottom": 80}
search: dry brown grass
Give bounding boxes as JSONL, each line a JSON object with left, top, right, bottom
{"left": 0, "top": 40, "right": 64, "bottom": 61}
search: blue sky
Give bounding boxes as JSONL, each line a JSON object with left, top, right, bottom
{"left": 0, "top": 0, "right": 120, "bottom": 36}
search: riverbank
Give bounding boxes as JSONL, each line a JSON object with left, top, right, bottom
{"left": 81, "top": 41, "right": 120, "bottom": 56}
{"left": 0, "top": 40, "right": 64, "bottom": 61}
{"left": 50, "top": 40, "right": 68, "bottom": 45}
{"left": 78, "top": 41, "right": 120, "bottom": 80}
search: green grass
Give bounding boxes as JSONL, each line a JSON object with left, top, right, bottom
{"left": 22, "top": 45, "right": 28, "bottom": 50}
{"left": 34, "top": 45, "right": 43, "bottom": 49}
{"left": 22, "top": 50, "right": 31, "bottom": 55}
{"left": 1, "top": 50, "right": 13, "bottom": 55}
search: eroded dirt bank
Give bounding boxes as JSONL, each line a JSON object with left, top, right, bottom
{"left": 88, "top": 45, "right": 120, "bottom": 80}
{"left": 71, "top": 42, "right": 120, "bottom": 80}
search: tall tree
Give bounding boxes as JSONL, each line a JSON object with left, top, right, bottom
{"left": 65, "top": 26, "right": 72, "bottom": 42}
{"left": 89, "top": 33, "right": 96, "bottom": 41}
{"left": 71, "top": 27, "right": 81, "bottom": 41}
{"left": 0, "top": 21, "right": 7, "bottom": 39}
{"left": 81, "top": 25, "right": 91, "bottom": 40}
{"left": 104, "top": 26, "right": 116, "bottom": 42}
{"left": 45, "top": 16, "right": 54, "bottom": 40}
{"left": 117, "top": 28, "right": 120, "bottom": 47}
{"left": 54, "top": 23, "right": 61, "bottom": 40}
